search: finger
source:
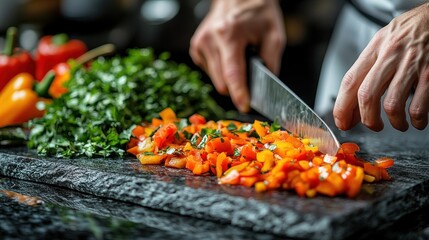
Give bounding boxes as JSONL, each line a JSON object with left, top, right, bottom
{"left": 189, "top": 37, "right": 203, "bottom": 68}
{"left": 358, "top": 54, "right": 399, "bottom": 131}
{"left": 260, "top": 31, "right": 286, "bottom": 75}
{"left": 205, "top": 49, "right": 229, "bottom": 95}
{"left": 190, "top": 32, "right": 228, "bottom": 95}
{"left": 190, "top": 47, "right": 209, "bottom": 77}
{"left": 333, "top": 48, "right": 377, "bottom": 130}
{"left": 350, "top": 107, "right": 361, "bottom": 128}
{"left": 409, "top": 67, "right": 429, "bottom": 130}
{"left": 218, "top": 40, "right": 249, "bottom": 112}
{"left": 382, "top": 52, "right": 418, "bottom": 131}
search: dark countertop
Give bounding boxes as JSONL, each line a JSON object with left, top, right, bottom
{"left": 0, "top": 177, "right": 278, "bottom": 240}
{"left": 1, "top": 117, "right": 429, "bottom": 240}
{"left": 1, "top": 177, "right": 428, "bottom": 240}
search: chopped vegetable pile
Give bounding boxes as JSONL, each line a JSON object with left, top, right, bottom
{"left": 28, "top": 49, "right": 224, "bottom": 157}
{"left": 128, "top": 108, "right": 394, "bottom": 198}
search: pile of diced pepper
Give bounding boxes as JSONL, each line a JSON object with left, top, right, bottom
{"left": 127, "top": 108, "right": 394, "bottom": 198}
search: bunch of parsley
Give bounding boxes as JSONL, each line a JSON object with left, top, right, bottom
{"left": 28, "top": 48, "right": 224, "bottom": 158}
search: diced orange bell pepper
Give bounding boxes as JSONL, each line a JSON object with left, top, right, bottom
{"left": 219, "top": 169, "right": 240, "bottom": 185}
{"left": 205, "top": 137, "right": 233, "bottom": 155}
{"left": 165, "top": 157, "right": 187, "bottom": 169}
{"left": 189, "top": 113, "right": 206, "bottom": 125}
{"left": 216, "top": 152, "right": 228, "bottom": 177}
{"left": 138, "top": 154, "right": 166, "bottom": 165}
{"left": 363, "top": 162, "right": 382, "bottom": 181}
{"left": 132, "top": 125, "right": 146, "bottom": 138}
{"left": 127, "top": 146, "right": 139, "bottom": 156}
{"left": 375, "top": 157, "right": 394, "bottom": 169}
{"left": 239, "top": 167, "right": 260, "bottom": 177}
{"left": 152, "top": 123, "right": 178, "bottom": 149}
{"left": 253, "top": 120, "right": 267, "bottom": 137}
{"left": 159, "top": 107, "right": 176, "bottom": 123}
{"left": 239, "top": 176, "right": 259, "bottom": 187}
{"left": 316, "top": 181, "right": 336, "bottom": 197}
{"left": 240, "top": 144, "right": 257, "bottom": 160}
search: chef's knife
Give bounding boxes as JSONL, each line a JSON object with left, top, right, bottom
{"left": 249, "top": 57, "right": 340, "bottom": 155}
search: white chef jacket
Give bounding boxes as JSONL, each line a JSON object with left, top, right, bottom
{"left": 314, "top": 0, "right": 426, "bottom": 116}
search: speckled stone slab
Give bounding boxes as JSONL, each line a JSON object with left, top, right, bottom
{"left": 0, "top": 122, "right": 428, "bottom": 240}
{"left": 0, "top": 177, "right": 276, "bottom": 240}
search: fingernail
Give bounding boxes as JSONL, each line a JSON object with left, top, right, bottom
{"left": 238, "top": 103, "right": 250, "bottom": 113}
{"left": 235, "top": 88, "right": 250, "bottom": 113}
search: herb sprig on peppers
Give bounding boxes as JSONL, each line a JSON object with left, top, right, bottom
{"left": 28, "top": 48, "right": 224, "bottom": 158}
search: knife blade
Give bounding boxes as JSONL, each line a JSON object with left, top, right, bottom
{"left": 249, "top": 57, "right": 340, "bottom": 155}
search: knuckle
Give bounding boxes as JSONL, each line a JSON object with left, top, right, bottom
{"left": 383, "top": 35, "right": 403, "bottom": 54}
{"left": 409, "top": 106, "right": 427, "bottom": 121}
{"left": 190, "top": 32, "right": 208, "bottom": 50}
{"left": 271, "top": 33, "right": 286, "bottom": 50}
{"left": 213, "top": 17, "right": 240, "bottom": 38}
{"left": 341, "top": 71, "right": 358, "bottom": 92}
{"left": 357, "top": 85, "right": 373, "bottom": 106}
{"left": 223, "top": 65, "right": 242, "bottom": 83}
{"left": 383, "top": 98, "right": 403, "bottom": 116}
{"left": 406, "top": 45, "right": 418, "bottom": 60}
{"left": 371, "top": 30, "right": 384, "bottom": 45}
{"left": 216, "top": 84, "right": 229, "bottom": 95}
{"left": 213, "top": 20, "right": 228, "bottom": 35}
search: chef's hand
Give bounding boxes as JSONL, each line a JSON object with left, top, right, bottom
{"left": 334, "top": 3, "right": 429, "bottom": 132}
{"left": 190, "top": 0, "right": 286, "bottom": 112}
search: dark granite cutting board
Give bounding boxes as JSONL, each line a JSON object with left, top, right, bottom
{"left": 0, "top": 121, "right": 428, "bottom": 240}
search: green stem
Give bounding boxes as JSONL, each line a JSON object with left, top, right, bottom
{"left": 52, "top": 33, "right": 69, "bottom": 46}
{"left": 34, "top": 71, "right": 56, "bottom": 98}
{"left": 75, "top": 43, "right": 116, "bottom": 66}
{"left": 3, "top": 27, "right": 17, "bottom": 56}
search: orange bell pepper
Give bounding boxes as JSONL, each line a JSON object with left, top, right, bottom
{"left": 0, "top": 72, "right": 54, "bottom": 128}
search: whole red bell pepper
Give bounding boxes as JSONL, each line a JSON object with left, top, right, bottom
{"left": 0, "top": 27, "right": 35, "bottom": 91}
{"left": 35, "top": 33, "right": 87, "bottom": 81}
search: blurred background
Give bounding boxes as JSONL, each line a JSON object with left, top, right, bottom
{"left": 0, "top": 0, "right": 345, "bottom": 110}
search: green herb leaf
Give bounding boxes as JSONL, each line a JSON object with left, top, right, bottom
{"left": 269, "top": 118, "right": 281, "bottom": 133}
{"left": 28, "top": 48, "right": 224, "bottom": 158}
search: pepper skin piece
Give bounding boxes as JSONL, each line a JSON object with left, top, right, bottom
{"left": 35, "top": 33, "right": 87, "bottom": 81}
{"left": 48, "top": 62, "right": 71, "bottom": 98}
{"left": 0, "top": 72, "right": 54, "bottom": 128}
{"left": 0, "top": 27, "right": 35, "bottom": 91}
